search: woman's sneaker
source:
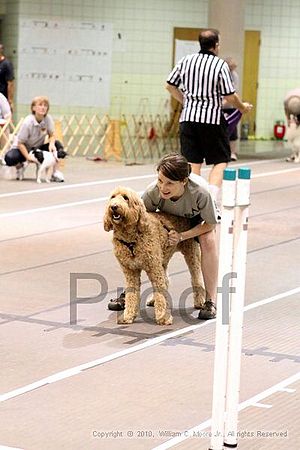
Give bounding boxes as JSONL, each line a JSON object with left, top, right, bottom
{"left": 108, "top": 292, "right": 125, "bottom": 311}
{"left": 51, "top": 170, "right": 65, "bottom": 182}
{"left": 197, "top": 300, "right": 216, "bottom": 320}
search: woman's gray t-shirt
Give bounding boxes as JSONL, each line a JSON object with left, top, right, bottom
{"left": 142, "top": 174, "right": 219, "bottom": 225}
{"left": 14, "top": 114, "right": 55, "bottom": 150}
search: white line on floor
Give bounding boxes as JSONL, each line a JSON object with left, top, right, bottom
{"left": 0, "top": 286, "right": 299, "bottom": 403}
{"left": 251, "top": 402, "right": 273, "bottom": 408}
{"left": 1, "top": 166, "right": 299, "bottom": 219}
{"left": 151, "top": 371, "right": 300, "bottom": 449}
{"left": 0, "top": 158, "right": 289, "bottom": 199}
{"left": 0, "top": 446, "right": 24, "bottom": 450}
{"left": 0, "top": 195, "right": 118, "bottom": 218}
{"left": 244, "top": 287, "right": 300, "bottom": 311}
{"left": 253, "top": 167, "right": 300, "bottom": 178}
{"left": 0, "top": 174, "right": 155, "bottom": 199}
{"left": 279, "top": 387, "right": 295, "bottom": 393}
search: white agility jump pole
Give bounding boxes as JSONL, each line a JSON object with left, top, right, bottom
{"left": 209, "top": 167, "right": 251, "bottom": 450}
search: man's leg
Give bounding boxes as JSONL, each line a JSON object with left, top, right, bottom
{"left": 209, "top": 162, "right": 228, "bottom": 187}
{"left": 230, "top": 139, "right": 238, "bottom": 160}
{"left": 180, "top": 122, "right": 204, "bottom": 176}
{"left": 190, "top": 162, "right": 202, "bottom": 176}
{"left": 208, "top": 162, "right": 228, "bottom": 201}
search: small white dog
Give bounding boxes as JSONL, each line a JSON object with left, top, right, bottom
{"left": 18, "top": 148, "right": 67, "bottom": 183}
{"left": 285, "top": 118, "right": 300, "bottom": 163}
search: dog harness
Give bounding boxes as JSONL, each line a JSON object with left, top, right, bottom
{"left": 116, "top": 222, "right": 173, "bottom": 257}
{"left": 116, "top": 238, "right": 136, "bottom": 256}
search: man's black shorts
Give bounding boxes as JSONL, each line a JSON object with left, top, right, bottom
{"left": 180, "top": 115, "right": 231, "bottom": 165}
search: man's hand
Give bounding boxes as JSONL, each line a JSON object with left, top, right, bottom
{"left": 242, "top": 102, "right": 253, "bottom": 113}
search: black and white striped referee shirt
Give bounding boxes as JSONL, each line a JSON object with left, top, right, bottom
{"left": 167, "top": 50, "right": 235, "bottom": 125}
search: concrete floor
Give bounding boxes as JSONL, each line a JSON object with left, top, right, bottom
{"left": 0, "top": 147, "right": 299, "bottom": 450}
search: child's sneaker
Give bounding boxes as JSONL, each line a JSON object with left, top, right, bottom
{"left": 197, "top": 300, "right": 216, "bottom": 320}
{"left": 108, "top": 292, "right": 125, "bottom": 311}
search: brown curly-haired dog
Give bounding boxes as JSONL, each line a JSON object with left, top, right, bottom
{"left": 103, "top": 186, "right": 205, "bottom": 325}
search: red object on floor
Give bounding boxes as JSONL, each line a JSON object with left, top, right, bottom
{"left": 86, "top": 156, "right": 107, "bottom": 162}
{"left": 274, "top": 121, "right": 286, "bottom": 139}
{"left": 148, "top": 126, "right": 156, "bottom": 140}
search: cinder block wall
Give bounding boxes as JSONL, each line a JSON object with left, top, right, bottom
{"left": 245, "top": 0, "right": 300, "bottom": 137}
{"left": 2, "top": 0, "right": 208, "bottom": 120}
{"left": 1, "top": 0, "right": 300, "bottom": 138}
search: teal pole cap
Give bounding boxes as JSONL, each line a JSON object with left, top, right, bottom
{"left": 223, "top": 168, "right": 236, "bottom": 181}
{"left": 238, "top": 167, "right": 251, "bottom": 179}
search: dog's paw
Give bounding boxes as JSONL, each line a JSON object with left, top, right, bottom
{"left": 193, "top": 287, "right": 206, "bottom": 309}
{"left": 117, "top": 315, "right": 134, "bottom": 324}
{"left": 156, "top": 314, "right": 173, "bottom": 325}
{"left": 193, "top": 296, "right": 206, "bottom": 309}
{"left": 37, "top": 179, "right": 42, "bottom": 184}
{"left": 193, "top": 303, "right": 205, "bottom": 310}
{"left": 45, "top": 179, "right": 51, "bottom": 183}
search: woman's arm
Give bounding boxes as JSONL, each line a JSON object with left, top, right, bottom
{"left": 7, "top": 80, "right": 14, "bottom": 112}
{"left": 48, "top": 132, "right": 56, "bottom": 152}
{"left": 168, "top": 222, "right": 215, "bottom": 245}
{"left": 18, "top": 142, "right": 35, "bottom": 162}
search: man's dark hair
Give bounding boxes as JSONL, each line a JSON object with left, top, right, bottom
{"left": 199, "top": 29, "right": 219, "bottom": 51}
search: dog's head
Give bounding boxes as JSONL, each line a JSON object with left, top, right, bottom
{"left": 56, "top": 148, "right": 68, "bottom": 159}
{"left": 103, "top": 186, "right": 148, "bottom": 233}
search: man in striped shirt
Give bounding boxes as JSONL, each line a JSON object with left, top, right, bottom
{"left": 166, "top": 28, "right": 252, "bottom": 200}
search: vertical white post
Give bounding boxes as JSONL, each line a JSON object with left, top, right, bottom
{"left": 224, "top": 167, "right": 251, "bottom": 448}
{"left": 209, "top": 168, "right": 237, "bottom": 450}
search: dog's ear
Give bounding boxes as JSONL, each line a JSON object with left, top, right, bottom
{"left": 137, "top": 201, "right": 148, "bottom": 233}
{"left": 103, "top": 207, "right": 113, "bottom": 232}
{"left": 128, "top": 190, "right": 148, "bottom": 233}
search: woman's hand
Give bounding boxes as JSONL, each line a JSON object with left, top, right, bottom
{"left": 26, "top": 154, "right": 36, "bottom": 163}
{"left": 168, "top": 230, "right": 183, "bottom": 246}
{"left": 49, "top": 142, "right": 56, "bottom": 152}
